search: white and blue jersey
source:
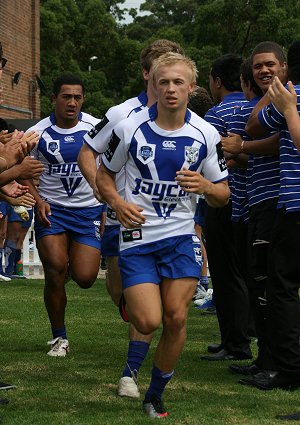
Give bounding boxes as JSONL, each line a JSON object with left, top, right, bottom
{"left": 204, "top": 92, "right": 247, "bottom": 190}
{"left": 84, "top": 91, "right": 148, "bottom": 226}
{"left": 102, "top": 103, "right": 228, "bottom": 252}
{"left": 27, "top": 112, "right": 99, "bottom": 208}
{"left": 258, "top": 84, "right": 300, "bottom": 212}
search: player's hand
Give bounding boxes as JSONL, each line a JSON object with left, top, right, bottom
{"left": 268, "top": 76, "right": 297, "bottom": 114}
{"left": 221, "top": 133, "right": 243, "bottom": 154}
{"left": 114, "top": 200, "right": 145, "bottom": 229}
{"left": 0, "top": 181, "right": 29, "bottom": 198}
{"left": 176, "top": 169, "right": 213, "bottom": 195}
{"left": 35, "top": 200, "right": 51, "bottom": 227}
{"left": 14, "top": 156, "right": 45, "bottom": 179}
{"left": 6, "top": 192, "right": 36, "bottom": 208}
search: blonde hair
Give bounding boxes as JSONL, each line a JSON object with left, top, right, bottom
{"left": 152, "top": 52, "right": 198, "bottom": 85}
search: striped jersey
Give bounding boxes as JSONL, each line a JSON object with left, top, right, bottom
{"left": 258, "top": 84, "right": 300, "bottom": 212}
{"left": 204, "top": 92, "right": 247, "bottom": 192}
{"left": 28, "top": 112, "right": 99, "bottom": 208}
{"left": 102, "top": 103, "right": 228, "bottom": 252}
{"left": 83, "top": 91, "right": 148, "bottom": 225}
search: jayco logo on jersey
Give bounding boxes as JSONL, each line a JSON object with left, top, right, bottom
{"left": 64, "top": 136, "right": 75, "bottom": 143}
{"left": 162, "top": 140, "right": 176, "bottom": 150}
{"left": 185, "top": 146, "right": 199, "bottom": 164}
{"left": 137, "top": 143, "right": 156, "bottom": 165}
{"left": 47, "top": 140, "right": 60, "bottom": 155}
{"left": 48, "top": 163, "right": 82, "bottom": 177}
{"left": 132, "top": 178, "right": 189, "bottom": 202}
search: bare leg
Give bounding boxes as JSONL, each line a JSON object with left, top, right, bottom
{"left": 154, "top": 277, "right": 197, "bottom": 372}
{"left": 37, "top": 234, "right": 69, "bottom": 329}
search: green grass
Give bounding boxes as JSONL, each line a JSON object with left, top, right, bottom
{"left": 0, "top": 279, "right": 298, "bottom": 424}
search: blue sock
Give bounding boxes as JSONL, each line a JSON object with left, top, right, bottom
{"left": 144, "top": 365, "right": 174, "bottom": 402}
{"left": 4, "top": 240, "right": 17, "bottom": 275}
{"left": 52, "top": 326, "right": 67, "bottom": 340}
{"left": 14, "top": 249, "right": 21, "bottom": 272}
{"left": 200, "top": 276, "right": 209, "bottom": 291}
{"left": 122, "top": 341, "right": 150, "bottom": 377}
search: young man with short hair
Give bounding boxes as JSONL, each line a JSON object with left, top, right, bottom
{"left": 240, "top": 40, "right": 300, "bottom": 391}
{"left": 78, "top": 39, "right": 185, "bottom": 399}
{"left": 26, "top": 74, "right": 103, "bottom": 357}
{"left": 97, "top": 52, "right": 229, "bottom": 417}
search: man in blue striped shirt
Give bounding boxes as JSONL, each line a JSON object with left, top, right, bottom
{"left": 221, "top": 43, "right": 287, "bottom": 378}
{"left": 241, "top": 40, "right": 300, "bottom": 391}
{"left": 201, "top": 54, "right": 252, "bottom": 362}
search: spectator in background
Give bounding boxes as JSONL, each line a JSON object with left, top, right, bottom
{"left": 0, "top": 40, "right": 42, "bottom": 405}
{"left": 188, "top": 87, "right": 213, "bottom": 305}
{"left": 201, "top": 54, "right": 252, "bottom": 361}
{"left": 238, "top": 41, "right": 300, "bottom": 392}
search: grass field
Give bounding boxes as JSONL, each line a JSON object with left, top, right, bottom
{"left": 0, "top": 278, "right": 298, "bottom": 424}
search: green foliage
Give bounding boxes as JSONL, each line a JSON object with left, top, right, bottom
{"left": 40, "top": 0, "right": 300, "bottom": 117}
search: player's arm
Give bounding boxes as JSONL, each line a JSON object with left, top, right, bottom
{"left": 77, "top": 143, "right": 102, "bottom": 201}
{"left": 268, "top": 77, "right": 300, "bottom": 153}
{"left": 221, "top": 132, "right": 279, "bottom": 156}
{"left": 175, "top": 170, "right": 230, "bottom": 207}
{"left": 245, "top": 93, "right": 271, "bottom": 137}
{"left": 96, "top": 163, "right": 145, "bottom": 229}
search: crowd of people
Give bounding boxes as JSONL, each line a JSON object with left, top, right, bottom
{"left": 0, "top": 36, "right": 299, "bottom": 421}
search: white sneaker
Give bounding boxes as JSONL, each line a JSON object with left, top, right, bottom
{"left": 0, "top": 273, "right": 11, "bottom": 282}
{"left": 47, "top": 337, "right": 70, "bottom": 357}
{"left": 118, "top": 376, "right": 140, "bottom": 398}
{"left": 12, "top": 206, "right": 30, "bottom": 221}
{"left": 193, "top": 283, "right": 207, "bottom": 301}
{"left": 194, "top": 288, "right": 213, "bottom": 306}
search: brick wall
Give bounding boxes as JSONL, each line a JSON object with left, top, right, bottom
{"left": 0, "top": 0, "right": 40, "bottom": 121}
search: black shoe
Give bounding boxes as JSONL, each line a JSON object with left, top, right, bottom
{"left": 239, "top": 370, "right": 300, "bottom": 390}
{"left": 0, "top": 382, "right": 15, "bottom": 390}
{"left": 207, "top": 343, "right": 223, "bottom": 353}
{"left": 201, "top": 348, "right": 252, "bottom": 361}
{"left": 201, "top": 306, "right": 217, "bottom": 315}
{"left": 276, "top": 412, "right": 300, "bottom": 420}
{"left": 0, "top": 398, "right": 9, "bottom": 405}
{"left": 229, "top": 363, "right": 261, "bottom": 375}
{"left": 100, "top": 257, "right": 107, "bottom": 271}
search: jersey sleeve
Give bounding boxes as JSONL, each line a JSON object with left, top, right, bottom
{"left": 83, "top": 113, "right": 114, "bottom": 154}
{"left": 258, "top": 103, "right": 286, "bottom": 132}
{"left": 201, "top": 129, "right": 228, "bottom": 183}
{"left": 101, "top": 124, "right": 129, "bottom": 173}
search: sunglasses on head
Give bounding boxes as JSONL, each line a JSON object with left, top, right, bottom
{"left": 0, "top": 58, "right": 7, "bottom": 69}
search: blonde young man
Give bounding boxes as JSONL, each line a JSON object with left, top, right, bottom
{"left": 78, "top": 39, "right": 184, "bottom": 398}
{"left": 97, "top": 52, "right": 229, "bottom": 418}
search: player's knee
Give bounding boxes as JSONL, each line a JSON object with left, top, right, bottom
{"left": 163, "top": 311, "right": 187, "bottom": 334}
{"left": 133, "top": 315, "right": 161, "bottom": 335}
{"left": 75, "top": 276, "right": 96, "bottom": 289}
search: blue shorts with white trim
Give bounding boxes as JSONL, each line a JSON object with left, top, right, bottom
{"left": 34, "top": 204, "right": 102, "bottom": 250}
{"left": 119, "top": 234, "right": 202, "bottom": 289}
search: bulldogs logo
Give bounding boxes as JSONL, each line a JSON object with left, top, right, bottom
{"left": 47, "top": 140, "right": 60, "bottom": 155}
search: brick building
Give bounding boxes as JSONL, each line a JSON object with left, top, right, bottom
{"left": 0, "top": 0, "right": 40, "bottom": 127}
